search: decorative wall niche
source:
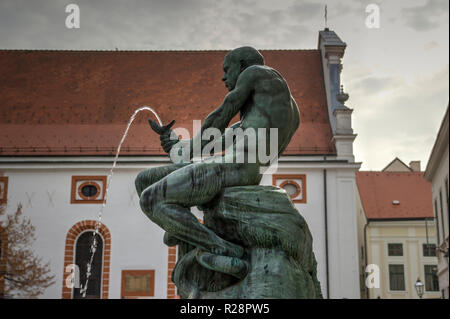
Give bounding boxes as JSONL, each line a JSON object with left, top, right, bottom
{"left": 272, "top": 174, "right": 307, "bottom": 203}
{"left": 71, "top": 176, "right": 107, "bottom": 204}
{"left": 121, "top": 270, "right": 155, "bottom": 298}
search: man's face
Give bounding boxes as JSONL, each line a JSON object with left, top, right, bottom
{"left": 222, "top": 55, "right": 241, "bottom": 92}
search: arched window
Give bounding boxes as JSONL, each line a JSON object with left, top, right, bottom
{"left": 62, "top": 220, "right": 111, "bottom": 299}
{"left": 73, "top": 231, "right": 103, "bottom": 299}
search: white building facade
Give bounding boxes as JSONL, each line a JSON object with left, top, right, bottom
{"left": 0, "top": 29, "right": 361, "bottom": 299}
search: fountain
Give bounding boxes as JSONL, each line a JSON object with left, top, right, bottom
{"left": 79, "top": 106, "right": 164, "bottom": 298}
{"left": 134, "top": 47, "right": 322, "bottom": 299}
{"left": 81, "top": 46, "right": 322, "bottom": 299}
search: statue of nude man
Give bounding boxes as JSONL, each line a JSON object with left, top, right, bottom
{"left": 136, "top": 46, "right": 300, "bottom": 260}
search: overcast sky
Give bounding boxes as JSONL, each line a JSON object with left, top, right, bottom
{"left": 0, "top": 0, "right": 448, "bottom": 170}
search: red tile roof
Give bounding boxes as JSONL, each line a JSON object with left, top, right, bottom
{"left": 0, "top": 50, "right": 334, "bottom": 156}
{"left": 356, "top": 171, "right": 433, "bottom": 220}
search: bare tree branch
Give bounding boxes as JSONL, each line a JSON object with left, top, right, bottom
{"left": 0, "top": 204, "right": 55, "bottom": 298}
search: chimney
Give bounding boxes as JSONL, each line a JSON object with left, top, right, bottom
{"left": 409, "top": 161, "right": 421, "bottom": 172}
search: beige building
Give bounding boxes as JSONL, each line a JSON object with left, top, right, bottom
{"left": 356, "top": 160, "right": 440, "bottom": 299}
{"left": 382, "top": 157, "right": 422, "bottom": 173}
{"left": 424, "top": 106, "right": 449, "bottom": 299}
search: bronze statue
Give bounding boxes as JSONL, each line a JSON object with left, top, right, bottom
{"left": 136, "top": 47, "right": 321, "bottom": 298}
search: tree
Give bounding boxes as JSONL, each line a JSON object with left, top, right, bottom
{"left": 0, "top": 204, "right": 55, "bottom": 298}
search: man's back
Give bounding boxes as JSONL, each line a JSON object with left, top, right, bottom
{"left": 237, "top": 65, "right": 300, "bottom": 160}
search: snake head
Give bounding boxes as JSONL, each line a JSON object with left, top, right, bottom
{"left": 148, "top": 119, "right": 175, "bottom": 135}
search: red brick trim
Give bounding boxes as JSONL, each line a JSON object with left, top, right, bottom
{"left": 61, "top": 220, "right": 111, "bottom": 299}
{"left": 0, "top": 226, "right": 8, "bottom": 298}
{"left": 273, "top": 174, "right": 307, "bottom": 203}
{"left": 167, "top": 246, "right": 178, "bottom": 299}
{"left": 0, "top": 177, "right": 8, "bottom": 205}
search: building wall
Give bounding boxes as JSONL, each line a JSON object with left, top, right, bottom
{"left": 430, "top": 141, "right": 449, "bottom": 298}
{"left": 1, "top": 165, "right": 169, "bottom": 299}
{"left": 0, "top": 156, "right": 361, "bottom": 299}
{"left": 365, "top": 221, "right": 440, "bottom": 299}
{"left": 326, "top": 168, "right": 361, "bottom": 298}
{"left": 355, "top": 187, "right": 368, "bottom": 298}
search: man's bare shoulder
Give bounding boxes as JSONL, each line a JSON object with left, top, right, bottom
{"left": 241, "top": 65, "right": 273, "bottom": 75}
{"left": 238, "top": 65, "right": 282, "bottom": 84}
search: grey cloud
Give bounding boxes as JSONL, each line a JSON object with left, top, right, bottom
{"left": 0, "top": 0, "right": 221, "bottom": 49}
{"left": 351, "top": 76, "right": 402, "bottom": 96}
{"left": 288, "top": 1, "right": 355, "bottom": 24}
{"left": 352, "top": 65, "right": 449, "bottom": 169}
{"left": 0, "top": 0, "right": 357, "bottom": 50}
{"left": 402, "top": 0, "right": 449, "bottom": 31}
{"left": 424, "top": 41, "right": 440, "bottom": 50}
{"left": 0, "top": 0, "right": 313, "bottom": 50}
{"left": 288, "top": 2, "right": 323, "bottom": 22}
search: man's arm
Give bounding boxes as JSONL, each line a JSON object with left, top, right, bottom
{"left": 189, "top": 67, "right": 258, "bottom": 158}
{"left": 204, "top": 67, "right": 256, "bottom": 132}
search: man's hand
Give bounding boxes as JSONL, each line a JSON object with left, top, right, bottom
{"left": 148, "top": 119, "right": 178, "bottom": 154}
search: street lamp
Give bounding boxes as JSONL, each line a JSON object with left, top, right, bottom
{"left": 415, "top": 278, "right": 424, "bottom": 299}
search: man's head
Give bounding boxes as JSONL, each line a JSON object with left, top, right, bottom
{"left": 222, "top": 46, "right": 264, "bottom": 91}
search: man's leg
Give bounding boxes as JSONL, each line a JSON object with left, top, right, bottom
{"left": 136, "top": 163, "right": 191, "bottom": 246}
{"left": 139, "top": 162, "right": 261, "bottom": 257}
{"left": 135, "top": 163, "right": 189, "bottom": 197}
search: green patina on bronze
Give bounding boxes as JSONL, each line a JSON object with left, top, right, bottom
{"left": 135, "top": 46, "right": 322, "bottom": 299}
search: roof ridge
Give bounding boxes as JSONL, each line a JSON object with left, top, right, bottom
{"left": 381, "top": 157, "right": 412, "bottom": 172}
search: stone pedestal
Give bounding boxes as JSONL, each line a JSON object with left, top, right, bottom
{"left": 171, "top": 185, "right": 322, "bottom": 299}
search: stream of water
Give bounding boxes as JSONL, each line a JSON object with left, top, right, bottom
{"left": 80, "top": 106, "right": 163, "bottom": 298}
